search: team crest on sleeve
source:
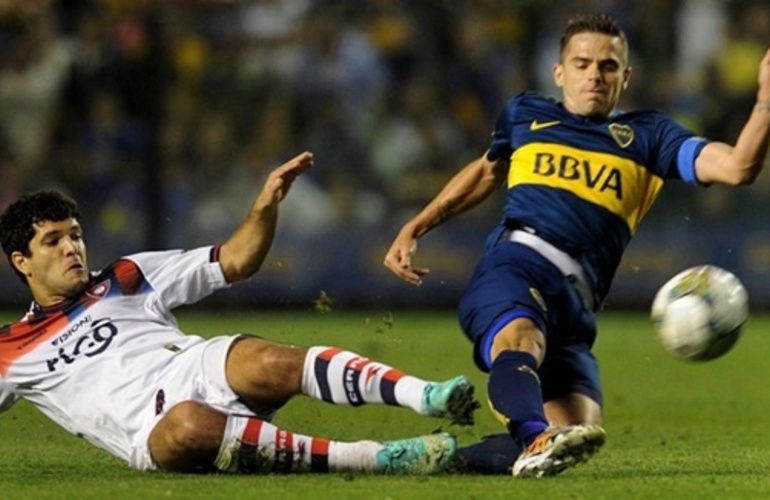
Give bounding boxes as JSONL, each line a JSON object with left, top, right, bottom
{"left": 608, "top": 123, "right": 634, "bottom": 148}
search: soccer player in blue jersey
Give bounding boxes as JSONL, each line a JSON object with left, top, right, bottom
{"left": 384, "top": 13, "right": 770, "bottom": 477}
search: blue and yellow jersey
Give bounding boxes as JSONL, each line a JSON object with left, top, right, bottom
{"left": 487, "top": 92, "right": 708, "bottom": 305}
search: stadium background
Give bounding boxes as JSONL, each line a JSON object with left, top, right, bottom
{"left": 1, "top": 0, "right": 769, "bottom": 310}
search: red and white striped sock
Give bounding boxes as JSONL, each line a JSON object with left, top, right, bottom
{"left": 214, "top": 415, "right": 381, "bottom": 473}
{"left": 301, "top": 346, "right": 429, "bottom": 412}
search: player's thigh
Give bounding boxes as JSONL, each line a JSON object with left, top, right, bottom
{"left": 225, "top": 335, "right": 308, "bottom": 406}
{"left": 132, "top": 337, "right": 251, "bottom": 470}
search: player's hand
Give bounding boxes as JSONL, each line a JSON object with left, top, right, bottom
{"left": 259, "top": 151, "right": 314, "bottom": 207}
{"left": 383, "top": 233, "right": 430, "bottom": 286}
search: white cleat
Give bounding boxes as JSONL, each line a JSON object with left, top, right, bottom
{"left": 512, "top": 424, "right": 606, "bottom": 478}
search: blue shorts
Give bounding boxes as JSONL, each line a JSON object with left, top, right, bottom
{"left": 457, "top": 241, "right": 602, "bottom": 405}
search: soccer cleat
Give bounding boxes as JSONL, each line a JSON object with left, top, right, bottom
{"left": 421, "top": 375, "right": 480, "bottom": 425}
{"left": 376, "top": 432, "right": 457, "bottom": 474}
{"left": 512, "top": 424, "right": 606, "bottom": 478}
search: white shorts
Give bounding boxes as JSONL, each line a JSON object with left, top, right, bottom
{"left": 129, "top": 334, "right": 258, "bottom": 470}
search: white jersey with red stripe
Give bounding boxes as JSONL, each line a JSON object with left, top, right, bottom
{"left": 0, "top": 246, "right": 231, "bottom": 464}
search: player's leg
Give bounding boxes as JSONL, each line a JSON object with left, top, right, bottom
{"left": 299, "top": 345, "right": 478, "bottom": 424}
{"left": 225, "top": 336, "right": 478, "bottom": 425}
{"left": 222, "top": 336, "right": 307, "bottom": 413}
{"left": 455, "top": 433, "right": 522, "bottom": 474}
{"left": 545, "top": 392, "right": 602, "bottom": 425}
{"left": 148, "top": 400, "right": 456, "bottom": 474}
{"left": 487, "top": 317, "right": 552, "bottom": 450}
{"left": 539, "top": 319, "right": 604, "bottom": 427}
{"left": 510, "top": 322, "right": 607, "bottom": 477}
{"left": 457, "top": 343, "right": 605, "bottom": 475}
{"left": 452, "top": 317, "right": 549, "bottom": 475}
{"left": 455, "top": 340, "right": 605, "bottom": 476}
{"left": 457, "top": 243, "right": 604, "bottom": 477}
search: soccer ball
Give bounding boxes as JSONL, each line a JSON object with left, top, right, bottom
{"left": 650, "top": 265, "right": 748, "bottom": 361}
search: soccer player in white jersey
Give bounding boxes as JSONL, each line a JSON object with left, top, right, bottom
{"left": 0, "top": 151, "right": 479, "bottom": 474}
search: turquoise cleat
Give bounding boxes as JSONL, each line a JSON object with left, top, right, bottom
{"left": 421, "top": 375, "right": 480, "bottom": 425}
{"left": 376, "top": 432, "right": 457, "bottom": 474}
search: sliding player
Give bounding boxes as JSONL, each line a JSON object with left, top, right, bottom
{"left": 0, "top": 152, "right": 478, "bottom": 474}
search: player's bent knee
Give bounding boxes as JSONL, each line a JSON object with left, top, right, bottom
{"left": 489, "top": 318, "right": 546, "bottom": 363}
{"left": 149, "top": 401, "right": 227, "bottom": 472}
{"left": 162, "top": 401, "right": 213, "bottom": 440}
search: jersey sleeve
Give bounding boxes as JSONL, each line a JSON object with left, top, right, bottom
{"left": 675, "top": 137, "right": 709, "bottom": 184}
{"left": 486, "top": 95, "right": 520, "bottom": 162}
{"left": 654, "top": 114, "right": 709, "bottom": 184}
{"left": 123, "top": 246, "right": 230, "bottom": 310}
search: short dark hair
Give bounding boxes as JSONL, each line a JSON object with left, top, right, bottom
{"left": 0, "top": 191, "right": 81, "bottom": 283}
{"left": 559, "top": 13, "right": 628, "bottom": 61}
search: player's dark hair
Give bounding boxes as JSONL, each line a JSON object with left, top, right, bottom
{"left": 0, "top": 191, "right": 81, "bottom": 283}
{"left": 559, "top": 13, "right": 627, "bottom": 60}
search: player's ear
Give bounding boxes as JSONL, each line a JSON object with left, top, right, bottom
{"left": 553, "top": 63, "right": 564, "bottom": 88}
{"left": 11, "top": 251, "right": 29, "bottom": 277}
{"left": 622, "top": 66, "right": 632, "bottom": 90}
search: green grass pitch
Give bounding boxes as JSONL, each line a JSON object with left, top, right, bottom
{"left": 2, "top": 309, "right": 770, "bottom": 499}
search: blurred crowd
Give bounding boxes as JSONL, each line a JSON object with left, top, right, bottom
{"left": 1, "top": 0, "right": 769, "bottom": 261}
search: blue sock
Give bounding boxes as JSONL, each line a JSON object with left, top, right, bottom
{"left": 456, "top": 433, "right": 522, "bottom": 474}
{"left": 488, "top": 351, "right": 548, "bottom": 446}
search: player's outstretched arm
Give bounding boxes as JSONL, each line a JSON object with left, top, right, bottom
{"left": 695, "top": 46, "right": 770, "bottom": 186}
{"left": 219, "top": 151, "right": 313, "bottom": 283}
{"left": 383, "top": 152, "right": 507, "bottom": 286}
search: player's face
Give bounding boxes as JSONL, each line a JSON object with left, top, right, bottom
{"left": 553, "top": 32, "right": 631, "bottom": 117}
{"left": 12, "top": 219, "right": 90, "bottom": 306}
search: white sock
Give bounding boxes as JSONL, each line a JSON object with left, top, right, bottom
{"left": 214, "top": 415, "right": 382, "bottom": 473}
{"left": 301, "top": 346, "right": 429, "bottom": 412}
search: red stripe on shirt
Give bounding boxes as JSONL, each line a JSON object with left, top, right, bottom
{"left": 0, "top": 313, "right": 70, "bottom": 376}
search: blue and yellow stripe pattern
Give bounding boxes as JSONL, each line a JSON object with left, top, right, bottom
{"left": 487, "top": 92, "right": 707, "bottom": 303}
